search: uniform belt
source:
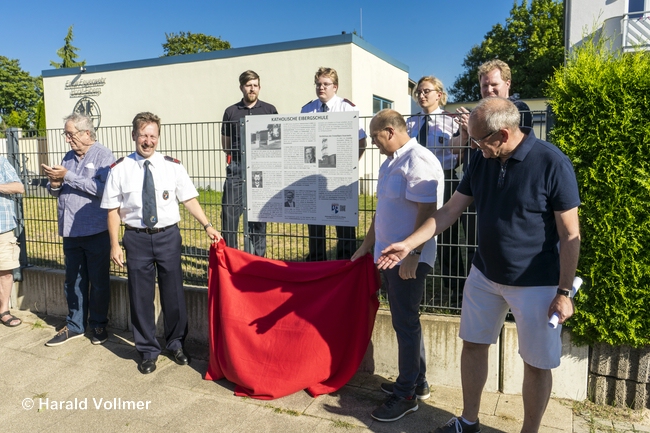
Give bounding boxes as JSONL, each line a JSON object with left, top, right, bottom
{"left": 125, "top": 224, "right": 176, "bottom": 234}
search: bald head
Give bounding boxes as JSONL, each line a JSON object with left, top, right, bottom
{"left": 369, "top": 109, "right": 410, "bottom": 156}
{"left": 369, "top": 109, "right": 407, "bottom": 133}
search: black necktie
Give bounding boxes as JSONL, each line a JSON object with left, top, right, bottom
{"left": 321, "top": 103, "right": 329, "bottom": 112}
{"left": 142, "top": 160, "right": 158, "bottom": 229}
{"left": 417, "top": 115, "right": 430, "bottom": 147}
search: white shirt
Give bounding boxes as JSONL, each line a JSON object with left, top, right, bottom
{"left": 301, "top": 95, "right": 367, "bottom": 140}
{"left": 406, "top": 107, "right": 459, "bottom": 170}
{"left": 101, "top": 152, "right": 198, "bottom": 228}
{"left": 374, "top": 138, "right": 445, "bottom": 268}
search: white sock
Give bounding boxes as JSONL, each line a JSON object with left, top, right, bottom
{"left": 460, "top": 416, "right": 477, "bottom": 425}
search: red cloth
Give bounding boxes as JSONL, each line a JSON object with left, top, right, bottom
{"left": 205, "top": 241, "right": 380, "bottom": 399}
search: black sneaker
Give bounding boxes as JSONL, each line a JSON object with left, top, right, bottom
{"left": 371, "top": 394, "right": 418, "bottom": 422}
{"left": 90, "top": 327, "right": 108, "bottom": 345}
{"left": 432, "top": 416, "right": 481, "bottom": 433}
{"left": 45, "top": 326, "right": 83, "bottom": 347}
{"left": 380, "top": 381, "right": 431, "bottom": 400}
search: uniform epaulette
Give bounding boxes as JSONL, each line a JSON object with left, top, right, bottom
{"left": 164, "top": 155, "right": 181, "bottom": 164}
{"left": 343, "top": 98, "right": 356, "bottom": 107}
{"left": 110, "top": 157, "right": 124, "bottom": 168}
{"left": 302, "top": 100, "right": 315, "bottom": 108}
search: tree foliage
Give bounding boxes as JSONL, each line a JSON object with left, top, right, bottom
{"left": 449, "top": 0, "right": 564, "bottom": 102}
{"left": 547, "top": 38, "right": 650, "bottom": 348}
{"left": 0, "top": 56, "right": 42, "bottom": 129}
{"left": 162, "top": 31, "right": 231, "bottom": 56}
{"left": 50, "top": 25, "right": 86, "bottom": 69}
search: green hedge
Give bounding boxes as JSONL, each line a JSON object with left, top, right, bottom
{"left": 547, "top": 40, "right": 650, "bottom": 347}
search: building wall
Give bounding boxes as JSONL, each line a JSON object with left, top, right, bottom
{"left": 566, "top": 0, "right": 625, "bottom": 50}
{"left": 42, "top": 35, "right": 408, "bottom": 129}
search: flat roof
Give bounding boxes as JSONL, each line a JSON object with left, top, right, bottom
{"left": 42, "top": 33, "right": 409, "bottom": 77}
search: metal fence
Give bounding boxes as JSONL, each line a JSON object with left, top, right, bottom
{"left": 1, "top": 110, "right": 549, "bottom": 313}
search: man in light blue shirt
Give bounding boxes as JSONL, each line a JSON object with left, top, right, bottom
{"left": 0, "top": 157, "right": 24, "bottom": 327}
{"left": 43, "top": 113, "right": 115, "bottom": 346}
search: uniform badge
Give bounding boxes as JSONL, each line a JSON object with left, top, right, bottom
{"left": 150, "top": 216, "right": 157, "bottom": 224}
{"left": 438, "top": 136, "right": 444, "bottom": 144}
{"left": 162, "top": 191, "right": 169, "bottom": 200}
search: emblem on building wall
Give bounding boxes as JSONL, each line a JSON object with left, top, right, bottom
{"left": 73, "top": 97, "right": 102, "bottom": 129}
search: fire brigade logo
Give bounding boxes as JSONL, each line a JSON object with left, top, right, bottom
{"left": 73, "top": 97, "right": 101, "bottom": 129}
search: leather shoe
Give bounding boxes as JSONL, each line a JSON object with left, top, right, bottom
{"left": 139, "top": 358, "right": 157, "bottom": 374}
{"left": 171, "top": 348, "right": 189, "bottom": 365}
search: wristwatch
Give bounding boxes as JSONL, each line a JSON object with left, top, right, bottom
{"left": 203, "top": 222, "right": 213, "bottom": 230}
{"left": 408, "top": 249, "right": 421, "bottom": 256}
{"left": 556, "top": 288, "right": 572, "bottom": 298}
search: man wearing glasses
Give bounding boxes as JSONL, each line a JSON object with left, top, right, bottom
{"left": 301, "top": 67, "right": 367, "bottom": 261}
{"left": 101, "top": 112, "right": 220, "bottom": 374}
{"left": 378, "top": 97, "right": 581, "bottom": 433}
{"left": 43, "top": 113, "right": 115, "bottom": 347}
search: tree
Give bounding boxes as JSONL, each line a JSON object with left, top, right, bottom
{"left": 162, "top": 31, "right": 231, "bottom": 56}
{"left": 50, "top": 25, "right": 86, "bottom": 69}
{"left": 0, "top": 56, "right": 42, "bottom": 129}
{"left": 449, "top": 0, "right": 564, "bottom": 102}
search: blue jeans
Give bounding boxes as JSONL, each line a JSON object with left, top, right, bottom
{"left": 383, "top": 262, "right": 431, "bottom": 398}
{"left": 221, "top": 161, "right": 266, "bottom": 256}
{"left": 63, "top": 231, "right": 111, "bottom": 333}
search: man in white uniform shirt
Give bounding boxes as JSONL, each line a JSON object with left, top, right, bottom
{"left": 301, "top": 66, "right": 367, "bottom": 261}
{"left": 101, "top": 112, "right": 220, "bottom": 374}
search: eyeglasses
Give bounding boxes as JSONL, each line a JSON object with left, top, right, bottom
{"left": 61, "top": 130, "right": 82, "bottom": 139}
{"left": 415, "top": 89, "right": 438, "bottom": 97}
{"left": 315, "top": 82, "right": 335, "bottom": 89}
{"left": 469, "top": 130, "right": 500, "bottom": 148}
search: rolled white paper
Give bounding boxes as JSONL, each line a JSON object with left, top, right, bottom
{"left": 548, "top": 276, "right": 583, "bottom": 329}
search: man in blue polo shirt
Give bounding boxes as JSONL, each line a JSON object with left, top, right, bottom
{"left": 378, "top": 97, "right": 581, "bottom": 433}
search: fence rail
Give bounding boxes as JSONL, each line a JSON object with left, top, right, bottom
{"left": 2, "top": 111, "right": 549, "bottom": 312}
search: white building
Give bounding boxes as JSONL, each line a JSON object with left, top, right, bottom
{"left": 565, "top": 0, "right": 650, "bottom": 53}
{"left": 42, "top": 33, "right": 410, "bottom": 129}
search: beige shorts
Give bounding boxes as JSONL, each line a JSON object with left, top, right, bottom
{"left": 0, "top": 231, "right": 20, "bottom": 271}
{"left": 459, "top": 266, "right": 562, "bottom": 370}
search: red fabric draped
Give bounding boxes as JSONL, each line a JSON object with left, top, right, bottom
{"left": 205, "top": 241, "right": 380, "bottom": 400}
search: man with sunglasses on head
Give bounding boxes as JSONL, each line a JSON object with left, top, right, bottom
{"left": 43, "top": 113, "right": 115, "bottom": 347}
{"left": 378, "top": 97, "right": 581, "bottom": 433}
{"left": 301, "top": 66, "right": 367, "bottom": 261}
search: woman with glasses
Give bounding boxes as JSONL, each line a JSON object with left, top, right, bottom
{"left": 406, "top": 76, "right": 464, "bottom": 307}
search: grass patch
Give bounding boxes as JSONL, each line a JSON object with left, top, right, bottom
{"left": 572, "top": 399, "right": 648, "bottom": 429}
{"left": 31, "top": 320, "right": 45, "bottom": 329}
{"left": 331, "top": 420, "right": 358, "bottom": 429}
{"left": 264, "top": 404, "right": 301, "bottom": 416}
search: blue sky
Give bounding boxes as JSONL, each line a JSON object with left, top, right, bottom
{"left": 4, "top": 0, "right": 519, "bottom": 101}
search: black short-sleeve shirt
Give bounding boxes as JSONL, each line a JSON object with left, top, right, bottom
{"left": 221, "top": 99, "right": 278, "bottom": 152}
{"left": 457, "top": 128, "right": 581, "bottom": 286}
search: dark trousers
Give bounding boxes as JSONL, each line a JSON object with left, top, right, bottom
{"left": 63, "top": 231, "right": 111, "bottom": 333}
{"left": 306, "top": 224, "right": 356, "bottom": 261}
{"left": 122, "top": 225, "right": 187, "bottom": 359}
{"left": 221, "top": 161, "right": 266, "bottom": 256}
{"left": 384, "top": 263, "right": 431, "bottom": 398}
{"left": 438, "top": 169, "right": 466, "bottom": 292}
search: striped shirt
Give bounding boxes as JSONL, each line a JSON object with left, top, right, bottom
{"left": 47, "top": 142, "right": 116, "bottom": 237}
{"left": 0, "top": 157, "right": 21, "bottom": 233}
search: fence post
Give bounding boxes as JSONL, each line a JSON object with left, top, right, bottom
{"left": 6, "top": 128, "right": 28, "bottom": 282}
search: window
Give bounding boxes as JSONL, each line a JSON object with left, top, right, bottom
{"left": 373, "top": 95, "right": 393, "bottom": 114}
{"left": 628, "top": 0, "right": 647, "bottom": 19}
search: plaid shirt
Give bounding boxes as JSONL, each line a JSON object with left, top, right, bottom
{"left": 0, "top": 157, "right": 20, "bottom": 233}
